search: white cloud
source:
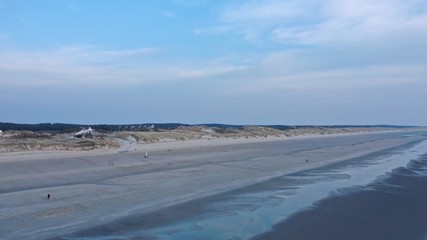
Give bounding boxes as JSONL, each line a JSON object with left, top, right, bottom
{"left": 216, "top": 0, "right": 427, "bottom": 44}
{"left": 175, "top": 65, "right": 246, "bottom": 78}
{"left": 227, "top": 63, "right": 427, "bottom": 102}
{"left": 0, "top": 46, "right": 151, "bottom": 86}
{"left": 0, "top": 46, "right": 246, "bottom": 87}
{"left": 100, "top": 48, "right": 161, "bottom": 57}
{"left": 203, "top": 0, "right": 427, "bottom": 98}
{"left": 221, "top": 1, "right": 313, "bottom": 22}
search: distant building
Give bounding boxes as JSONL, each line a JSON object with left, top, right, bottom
{"left": 74, "top": 127, "right": 93, "bottom": 138}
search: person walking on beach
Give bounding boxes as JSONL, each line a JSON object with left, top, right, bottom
{"left": 144, "top": 151, "right": 148, "bottom": 158}
{"left": 47, "top": 194, "right": 51, "bottom": 199}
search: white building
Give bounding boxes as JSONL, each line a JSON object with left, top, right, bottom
{"left": 74, "top": 127, "right": 93, "bottom": 138}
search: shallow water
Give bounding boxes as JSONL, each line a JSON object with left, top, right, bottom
{"left": 142, "top": 141, "right": 427, "bottom": 240}
{"left": 59, "top": 136, "right": 427, "bottom": 240}
{"left": 252, "top": 148, "right": 427, "bottom": 240}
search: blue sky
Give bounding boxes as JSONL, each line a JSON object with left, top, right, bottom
{"left": 1, "top": 0, "right": 426, "bottom": 125}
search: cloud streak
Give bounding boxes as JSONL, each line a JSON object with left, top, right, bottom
{"left": 208, "top": 0, "right": 427, "bottom": 97}
{"left": 0, "top": 45, "right": 246, "bottom": 88}
{"left": 216, "top": 0, "right": 427, "bottom": 44}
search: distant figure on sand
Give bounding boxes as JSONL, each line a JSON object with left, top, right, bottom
{"left": 306, "top": 159, "right": 308, "bottom": 163}
{"left": 144, "top": 151, "right": 148, "bottom": 158}
{"left": 47, "top": 194, "right": 51, "bottom": 199}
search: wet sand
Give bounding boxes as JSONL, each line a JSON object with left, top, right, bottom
{"left": 251, "top": 143, "right": 427, "bottom": 240}
{"left": 0, "top": 131, "right": 425, "bottom": 239}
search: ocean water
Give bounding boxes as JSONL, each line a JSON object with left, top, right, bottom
{"left": 58, "top": 136, "right": 427, "bottom": 240}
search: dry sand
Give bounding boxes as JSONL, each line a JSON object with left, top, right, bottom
{"left": 0, "top": 130, "right": 425, "bottom": 239}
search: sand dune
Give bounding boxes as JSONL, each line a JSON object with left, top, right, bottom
{"left": 0, "top": 126, "right": 417, "bottom": 154}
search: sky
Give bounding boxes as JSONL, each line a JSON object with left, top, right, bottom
{"left": 0, "top": 0, "right": 426, "bottom": 125}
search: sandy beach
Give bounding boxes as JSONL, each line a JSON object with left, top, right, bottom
{"left": 0, "top": 130, "right": 426, "bottom": 239}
